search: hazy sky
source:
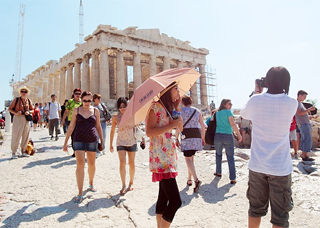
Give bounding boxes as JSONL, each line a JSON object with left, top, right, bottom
{"left": 1, "top": 0, "right": 319, "bottom": 111}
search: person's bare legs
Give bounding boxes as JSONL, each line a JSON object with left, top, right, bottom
{"left": 249, "top": 216, "right": 261, "bottom": 228}
{"left": 156, "top": 214, "right": 171, "bottom": 228}
{"left": 291, "top": 140, "right": 298, "bottom": 154}
{"left": 86, "top": 151, "right": 96, "bottom": 187}
{"left": 117, "top": 150, "right": 127, "bottom": 194}
{"left": 127, "top": 151, "right": 136, "bottom": 191}
{"left": 75, "top": 150, "right": 85, "bottom": 196}
{"left": 185, "top": 156, "right": 198, "bottom": 181}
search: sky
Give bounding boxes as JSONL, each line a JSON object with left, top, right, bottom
{"left": 0, "top": 0, "right": 319, "bottom": 111}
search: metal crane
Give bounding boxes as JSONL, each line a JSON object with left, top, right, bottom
{"left": 79, "top": 0, "right": 84, "bottom": 44}
{"left": 15, "top": 4, "right": 25, "bottom": 82}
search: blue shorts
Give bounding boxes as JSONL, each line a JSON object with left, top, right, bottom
{"left": 298, "top": 123, "right": 312, "bottom": 152}
{"left": 117, "top": 144, "right": 137, "bottom": 152}
{"left": 73, "top": 141, "right": 98, "bottom": 152}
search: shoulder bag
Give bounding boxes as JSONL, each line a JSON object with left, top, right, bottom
{"left": 181, "top": 109, "right": 201, "bottom": 139}
{"left": 101, "top": 103, "right": 112, "bottom": 121}
{"left": 205, "top": 113, "right": 216, "bottom": 145}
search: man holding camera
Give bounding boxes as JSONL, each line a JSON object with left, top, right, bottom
{"left": 241, "top": 67, "right": 298, "bottom": 228}
{"left": 295, "top": 90, "right": 316, "bottom": 161}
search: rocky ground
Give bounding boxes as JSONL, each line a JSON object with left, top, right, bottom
{"left": 0, "top": 126, "right": 319, "bottom": 228}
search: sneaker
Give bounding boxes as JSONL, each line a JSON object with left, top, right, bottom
{"left": 21, "top": 153, "right": 30, "bottom": 157}
{"left": 301, "top": 156, "right": 314, "bottom": 161}
{"left": 11, "top": 154, "right": 18, "bottom": 159}
{"left": 50, "top": 135, "right": 54, "bottom": 140}
{"left": 294, "top": 153, "right": 298, "bottom": 159}
{"left": 55, "top": 136, "right": 59, "bottom": 141}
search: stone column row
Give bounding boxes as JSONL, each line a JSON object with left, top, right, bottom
{"left": 24, "top": 49, "right": 208, "bottom": 107}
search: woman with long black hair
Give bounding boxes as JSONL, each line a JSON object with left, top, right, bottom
{"left": 146, "top": 81, "right": 183, "bottom": 228}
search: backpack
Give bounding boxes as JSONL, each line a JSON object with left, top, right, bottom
{"left": 101, "top": 103, "right": 111, "bottom": 121}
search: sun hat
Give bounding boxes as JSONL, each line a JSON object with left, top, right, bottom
{"left": 18, "top": 86, "right": 30, "bottom": 94}
{"left": 159, "top": 81, "right": 180, "bottom": 97}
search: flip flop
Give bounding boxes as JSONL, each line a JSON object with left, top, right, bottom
{"left": 187, "top": 180, "right": 192, "bottom": 186}
{"left": 194, "top": 179, "right": 202, "bottom": 193}
{"left": 120, "top": 187, "right": 127, "bottom": 196}
{"left": 301, "top": 156, "right": 314, "bottom": 161}
{"left": 74, "top": 195, "right": 83, "bottom": 204}
{"left": 88, "top": 185, "right": 97, "bottom": 192}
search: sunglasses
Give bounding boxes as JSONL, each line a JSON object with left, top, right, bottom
{"left": 20, "top": 90, "right": 28, "bottom": 93}
{"left": 82, "top": 99, "right": 92, "bottom": 103}
{"left": 119, "top": 105, "right": 127, "bottom": 109}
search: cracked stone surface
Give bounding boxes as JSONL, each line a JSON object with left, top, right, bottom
{"left": 0, "top": 127, "right": 319, "bottom": 227}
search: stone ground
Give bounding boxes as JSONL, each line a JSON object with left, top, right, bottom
{"left": 0, "top": 126, "right": 319, "bottom": 228}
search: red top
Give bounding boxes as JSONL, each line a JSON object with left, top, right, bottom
{"left": 290, "top": 116, "right": 296, "bottom": 131}
{"left": 32, "top": 108, "right": 40, "bottom": 120}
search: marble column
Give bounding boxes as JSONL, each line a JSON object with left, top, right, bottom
{"left": 178, "top": 60, "right": 184, "bottom": 68}
{"left": 48, "top": 74, "right": 54, "bottom": 98}
{"left": 163, "top": 56, "right": 170, "bottom": 70}
{"left": 149, "top": 54, "right": 157, "bottom": 77}
{"left": 133, "top": 52, "right": 142, "bottom": 91}
{"left": 82, "top": 53, "right": 91, "bottom": 92}
{"left": 53, "top": 72, "right": 60, "bottom": 98}
{"left": 199, "top": 64, "right": 208, "bottom": 107}
{"left": 91, "top": 49, "right": 99, "bottom": 94}
{"left": 74, "top": 59, "right": 82, "bottom": 89}
{"left": 59, "top": 67, "right": 67, "bottom": 104}
{"left": 43, "top": 76, "right": 49, "bottom": 102}
{"left": 99, "top": 48, "right": 110, "bottom": 100}
{"left": 66, "top": 63, "right": 74, "bottom": 99}
{"left": 116, "top": 50, "right": 125, "bottom": 98}
{"left": 37, "top": 79, "right": 43, "bottom": 102}
{"left": 189, "top": 64, "right": 198, "bottom": 104}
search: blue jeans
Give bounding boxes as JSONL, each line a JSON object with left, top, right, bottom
{"left": 214, "top": 133, "right": 236, "bottom": 180}
{"left": 101, "top": 121, "right": 107, "bottom": 148}
{"left": 299, "top": 123, "right": 312, "bottom": 152}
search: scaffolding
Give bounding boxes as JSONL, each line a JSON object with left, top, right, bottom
{"left": 195, "top": 65, "right": 218, "bottom": 108}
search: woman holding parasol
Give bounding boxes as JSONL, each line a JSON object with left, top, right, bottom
{"left": 146, "top": 81, "right": 183, "bottom": 228}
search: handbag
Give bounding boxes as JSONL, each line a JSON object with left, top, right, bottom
{"left": 25, "top": 114, "right": 33, "bottom": 121}
{"left": 101, "top": 103, "right": 111, "bottom": 121}
{"left": 181, "top": 109, "right": 198, "bottom": 138}
{"left": 134, "top": 125, "right": 144, "bottom": 141}
{"left": 205, "top": 113, "right": 216, "bottom": 145}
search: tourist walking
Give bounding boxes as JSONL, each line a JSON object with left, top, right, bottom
{"left": 93, "top": 93, "right": 111, "bottom": 156}
{"left": 38, "top": 103, "right": 44, "bottom": 128}
{"left": 45, "top": 94, "right": 61, "bottom": 141}
{"left": 179, "top": 95, "right": 206, "bottom": 193}
{"left": 43, "top": 102, "right": 49, "bottom": 128}
{"left": 146, "top": 82, "right": 183, "bottom": 228}
{"left": 295, "top": 90, "right": 316, "bottom": 161}
{"left": 8, "top": 86, "right": 34, "bottom": 159}
{"left": 214, "top": 99, "right": 242, "bottom": 184}
{"left": 110, "top": 97, "right": 137, "bottom": 195}
{"left": 61, "top": 88, "right": 82, "bottom": 157}
{"left": 61, "top": 99, "right": 69, "bottom": 134}
{"left": 32, "top": 103, "right": 40, "bottom": 131}
{"left": 241, "top": 66, "right": 298, "bottom": 228}
{"left": 62, "top": 91, "right": 104, "bottom": 203}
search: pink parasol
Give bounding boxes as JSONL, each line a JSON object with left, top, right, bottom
{"left": 119, "top": 68, "right": 201, "bottom": 127}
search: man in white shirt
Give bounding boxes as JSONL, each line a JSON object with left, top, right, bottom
{"left": 241, "top": 67, "right": 298, "bottom": 228}
{"left": 44, "top": 94, "right": 61, "bottom": 141}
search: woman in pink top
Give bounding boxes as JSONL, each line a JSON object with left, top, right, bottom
{"left": 146, "top": 82, "right": 183, "bottom": 228}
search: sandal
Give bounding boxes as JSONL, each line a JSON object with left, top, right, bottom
{"left": 230, "top": 180, "right": 237, "bottom": 185}
{"left": 187, "top": 180, "right": 192, "bottom": 186}
{"left": 74, "top": 195, "right": 83, "bottom": 204}
{"left": 127, "top": 184, "right": 134, "bottom": 192}
{"left": 120, "top": 187, "right": 127, "bottom": 196}
{"left": 214, "top": 173, "right": 222, "bottom": 177}
{"left": 88, "top": 185, "right": 97, "bottom": 192}
{"left": 194, "top": 179, "right": 202, "bottom": 193}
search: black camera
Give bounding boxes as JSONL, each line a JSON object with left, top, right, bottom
{"left": 256, "top": 77, "right": 266, "bottom": 88}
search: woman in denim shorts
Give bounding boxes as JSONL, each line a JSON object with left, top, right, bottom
{"left": 63, "top": 91, "right": 104, "bottom": 203}
{"left": 110, "top": 97, "right": 137, "bottom": 195}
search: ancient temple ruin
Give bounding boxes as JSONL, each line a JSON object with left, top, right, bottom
{"left": 12, "top": 25, "right": 210, "bottom": 107}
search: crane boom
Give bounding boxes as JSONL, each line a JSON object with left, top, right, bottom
{"left": 15, "top": 4, "right": 25, "bottom": 82}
